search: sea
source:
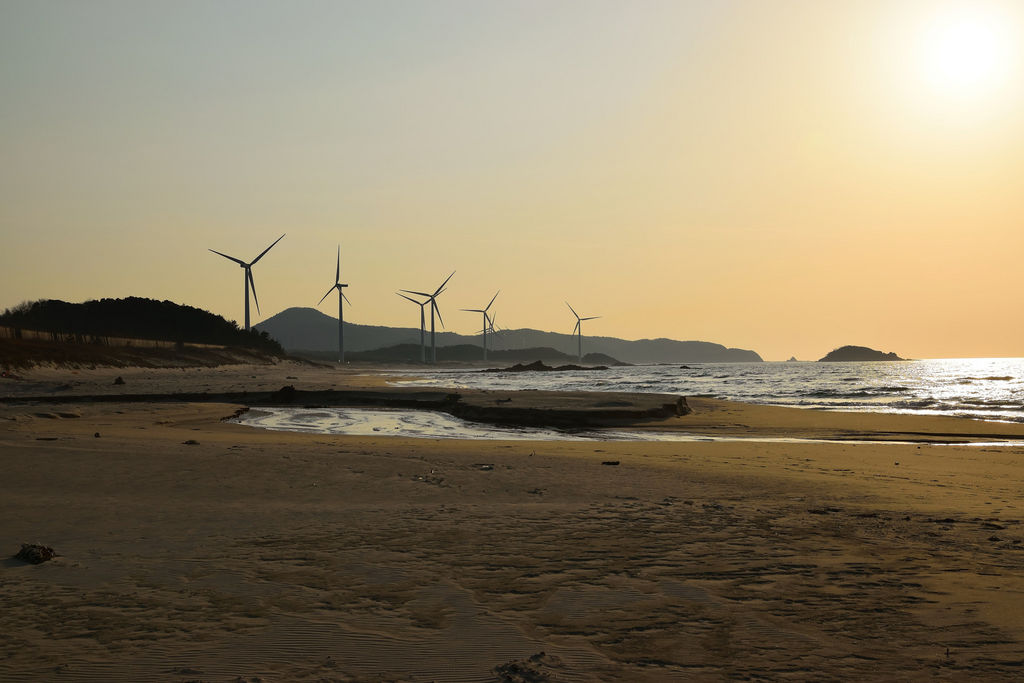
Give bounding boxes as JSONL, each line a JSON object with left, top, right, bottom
{"left": 391, "top": 358, "right": 1024, "bottom": 424}
{"left": 234, "top": 358, "right": 1024, "bottom": 441}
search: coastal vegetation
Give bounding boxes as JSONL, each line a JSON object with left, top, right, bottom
{"left": 0, "top": 297, "right": 284, "bottom": 356}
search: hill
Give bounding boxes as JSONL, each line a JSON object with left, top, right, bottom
{"left": 819, "top": 345, "right": 904, "bottom": 362}
{"left": 304, "top": 343, "right": 623, "bottom": 365}
{"left": 256, "top": 307, "right": 762, "bottom": 364}
{"left": 1, "top": 297, "right": 285, "bottom": 359}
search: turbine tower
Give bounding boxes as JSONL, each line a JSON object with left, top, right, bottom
{"left": 401, "top": 271, "right": 454, "bottom": 364}
{"left": 209, "top": 234, "right": 285, "bottom": 330}
{"left": 567, "top": 302, "right": 600, "bottom": 362}
{"left": 397, "top": 292, "right": 428, "bottom": 363}
{"left": 317, "top": 245, "right": 350, "bottom": 363}
{"left": 462, "top": 290, "right": 499, "bottom": 361}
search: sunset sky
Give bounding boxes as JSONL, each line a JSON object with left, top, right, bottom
{"left": 2, "top": 0, "right": 1023, "bottom": 361}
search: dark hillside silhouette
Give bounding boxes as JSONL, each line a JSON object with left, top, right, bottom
{"left": 257, "top": 307, "right": 762, "bottom": 363}
{"left": 0, "top": 298, "right": 284, "bottom": 356}
{"left": 819, "top": 345, "right": 904, "bottom": 362}
{"left": 323, "top": 344, "right": 624, "bottom": 365}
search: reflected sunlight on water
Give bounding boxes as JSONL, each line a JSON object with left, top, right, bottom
{"left": 388, "top": 358, "right": 1024, "bottom": 423}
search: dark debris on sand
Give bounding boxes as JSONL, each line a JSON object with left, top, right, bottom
{"left": 15, "top": 543, "right": 56, "bottom": 564}
{"left": 494, "top": 652, "right": 562, "bottom": 682}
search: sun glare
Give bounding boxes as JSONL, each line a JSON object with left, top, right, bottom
{"left": 916, "top": 6, "right": 1015, "bottom": 99}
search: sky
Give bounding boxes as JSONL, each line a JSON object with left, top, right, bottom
{"left": 2, "top": 0, "right": 1023, "bottom": 361}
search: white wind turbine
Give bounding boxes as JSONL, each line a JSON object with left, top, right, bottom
{"left": 401, "top": 271, "right": 454, "bottom": 364}
{"left": 209, "top": 234, "right": 285, "bottom": 331}
{"left": 567, "top": 302, "right": 600, "bottom": 362}
{"left": 316, "top": 245, "right": 350, "bottom": 363}
{"left": 462, "top": 290, "right": 499, "bottom": 361}
{"left": 397, "top": 292, "right": 429, "bottom": 363}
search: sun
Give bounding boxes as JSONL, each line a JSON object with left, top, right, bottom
{"left": 915, "top": 6, "right": 1015, "bottom": 99}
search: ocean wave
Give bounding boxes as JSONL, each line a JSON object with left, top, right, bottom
{"left": 956, "top": 376, "right": 1015, "bottom": 383}
{"left": 890, "top": 399, "right": 940, "bottom": 409}
{"left": 802, "top": 389, "right": 904, "bottom": 399}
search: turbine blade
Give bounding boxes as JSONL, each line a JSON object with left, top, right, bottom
{"left": 582, "top": 316, "right": 600, "bottom": 321}
{"left": 433, "top": 270, "right": 455, "bottom": 297}
{"left": 209, "top": 249, "right": 246, "bottom": 266}
{"left": 566, "top": 302, "right": 580, "bottom": 320}
{"left": 335, "top": 245, "right": 340, "bottom": 284}
{"left": 401, "top": 289, "right": 432, "bottom": 298}
{"left": 251, "top": 233, "right": 285, "bottom": 265}
{"left": 397, "top": 292, "right": 420, "bottom": 304}
{"left": 248, "top": 269, "right": 260, "bottom": 315}
{"left": 434, "top": 300, "right": 445, "bottom": 329}
{"left": 342, "top": 292, "right": 352, "bottom": 306}
{"left": 485, "top": 290, "right": 500, "bottom": 311}
{"left": 317, "top": 286, "right": 334, "bottom": 306}
{"left": 573, "top": 321, "right": 580, "bottom": 335}
{"left": 462, "top": 308, "right": 484, "bottom": 313}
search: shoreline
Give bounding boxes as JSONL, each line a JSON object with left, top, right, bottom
{"left": 6, "top": 362, "right": 1024, "bottom": 444}
{"left": 2, "top": 363, "right": 1024, "bottom": 679}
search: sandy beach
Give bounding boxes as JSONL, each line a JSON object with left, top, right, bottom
{"left": 3, "top": 363, "right": 1024, "bottom": 681}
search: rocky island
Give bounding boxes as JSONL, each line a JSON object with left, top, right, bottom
{"left": 819, "top": 345, "right": 904, "bottom": 362}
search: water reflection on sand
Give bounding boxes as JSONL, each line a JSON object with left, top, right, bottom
{"left": 233, "top": 407, "right": 1020, "bottom": 446}
{"left": 236, "top": 406, "right": 581, "bottom": 441}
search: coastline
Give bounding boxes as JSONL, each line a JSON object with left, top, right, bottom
{"left": 2, "top": 363, "right": 1023, "bottom": 680}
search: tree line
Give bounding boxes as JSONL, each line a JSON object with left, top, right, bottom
{"left": 0, "top": 297, "right": 284, "bottom": 356}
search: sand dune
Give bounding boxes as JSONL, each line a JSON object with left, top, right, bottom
{"left": 2, "top": 364, "right": 1023, "bottom": 680}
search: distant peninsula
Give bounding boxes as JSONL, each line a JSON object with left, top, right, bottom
{"left": 257, "top": 307, "right": 764, "bottom": 364}
{"left": 818, "top": 345, "right": 904, "bottom": 362}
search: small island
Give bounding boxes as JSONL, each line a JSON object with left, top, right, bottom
{"left": 819, "top": 345, "right": 904, "bottom": 362}
{"left": 483, "top": 360, "right": 608, "bottom": 373}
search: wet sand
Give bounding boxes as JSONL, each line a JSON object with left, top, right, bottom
{"left": 2, "top": 363, "right": 1024, "bottom": 681}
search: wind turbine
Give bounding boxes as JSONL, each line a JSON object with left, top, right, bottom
{"left": 397, "top": 292, "right": 428, "bottom": 363}
{"left": 567, "top": 302, "right": 600, "bottom": 362}
{"left": 317, "top": 245, "right": 350, "bottom": 363}
{"left": 401, "top": 271, "right": 454, "bottom": 364}
{"left": 485, "top": 311, "right": 507, "bottom": 351}
{"left": 208, "top": 234, "right": 285, "bottom": 330}
{"left": 462, "top": 290, "right": 499, "bottom": 361}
